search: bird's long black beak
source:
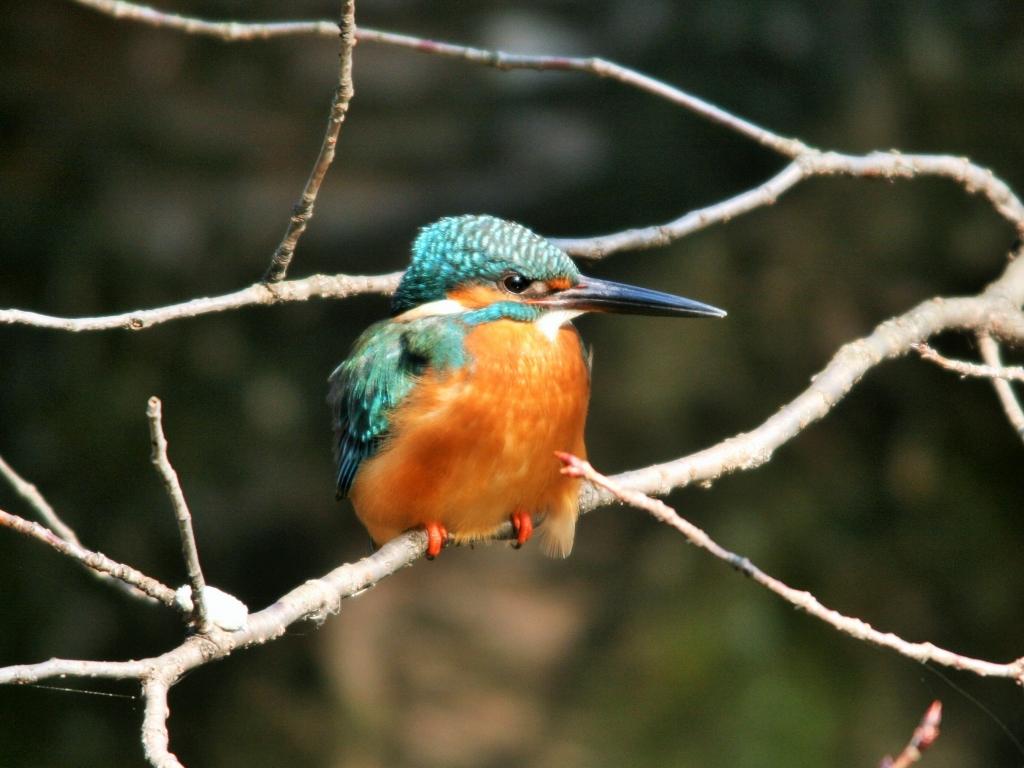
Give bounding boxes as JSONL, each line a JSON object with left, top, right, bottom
{"left": 532, "top": 274, "right": 726, "bottom": 318}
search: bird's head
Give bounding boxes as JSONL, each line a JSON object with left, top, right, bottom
{"left": 391, "top": 215, "right": 726, "bottom": 323}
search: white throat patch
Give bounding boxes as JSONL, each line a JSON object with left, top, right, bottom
{"left": 397, "top": 300, "right": 581, "bottom": 342}
{"left": 535, "top": 309, "right": 583, "bottom": 341}
{"left": 394, "top": 299, "right": 466, "bottom": 321}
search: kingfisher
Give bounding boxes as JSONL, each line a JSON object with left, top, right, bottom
{"left": 329, "top": 215, "right": 724, "bottom": 559}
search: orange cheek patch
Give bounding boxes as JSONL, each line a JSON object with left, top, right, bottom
{"left": 447, "top": 284, "right": 508, "bottom": 308}
{"left": 547, "top": 278, "right": 572, "bottom": 291}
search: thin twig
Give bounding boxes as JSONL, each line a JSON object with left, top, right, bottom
{"left": 0, "top": 271, "right": 401, "bottom": 332}
{"left": 0, "top": 656, "right": 150, "bottom": 684}
{"left": 554, "top": 161, "right": 805, "bottom": 259}
{"left": 68, "top": 0, "right": 799, "bottom": 156}
{"left": 263, "top": 0, "right": 356, "bottom": 283}
{"left": 880, "top": 701, "right": 942, "bottom": 768}
{"left": 0, "top": 454, "right": 180, "bottom": 605}
{"left": 141, "top": 678, "right": 184, "bottom": 768}
{"left": 146, "top": 397, "right": 210, "bottom": 632}
{"left": 976, "top": 333, "right": 1024, "bottom": 442}
{"left": 553, "top": 151, "right": 1024, "bottom": 258}
{"left": 560, "top": 453, "right": 1024, "bottom": 683}
{"left": 913, "top": 342, "right": 1024, "bottom": 382}
{"left": 355, "top": 30, "right": 802, "bottom": 157}
{"left": 0, "top": 508, "right": 178, "bottom": 607}
{"left": 0, "top": 453, "right": 82, "bottom": 544}
{"left": 69, "top": 0, "right": 338, "bottom": 39}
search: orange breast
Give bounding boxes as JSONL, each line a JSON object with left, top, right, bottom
{"left": 349, "top": 319, "right": 590, "bottom": 556}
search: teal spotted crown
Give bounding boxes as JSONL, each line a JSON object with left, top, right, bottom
{"left": 390, "top": 215, "right": 579, "bottom": 315}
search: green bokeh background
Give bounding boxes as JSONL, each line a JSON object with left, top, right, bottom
{"left": 2, "top": 1, "right": 1023, "bottom": 766}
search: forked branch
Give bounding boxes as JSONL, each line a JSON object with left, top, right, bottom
{"left": 147, "top": 397, "right": 210, "bottom": 631}
{"left": 0, "top": 507, "right": 177, "bottom": 607}
{"left": 977, "top": 333, "right": 1024, "bottom": 441}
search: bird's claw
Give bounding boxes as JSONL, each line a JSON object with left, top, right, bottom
{"left": 510, "top": 510, "right": 533, "bottom": 549}
{"left": 424, "top": 522, "right": 449, "bottom": 559}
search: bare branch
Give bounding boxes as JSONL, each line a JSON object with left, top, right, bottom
{"left": 977, "top": 333, "right": 1024, "bottom": 442}
{"left": 147, "top": 397, "right": 210, "bottom": 632}
{"left": 69, "top": 0, "right": 798, "bottom": 156}
{"left": 555, "top": 151, "right": 1024, "bottom": 258}
{"left": 0, "top": 271, "right": 401, "bottom": 332}
{"left": 69, "top": 0, "right": 338, "bottom": 40}
{"left": 0, "top": 656, "right": 150, "bottom": 685}
{"left": 881, "top": 700, "right": 942, "bottom": 768}
{"left": 553, "top": 161, "right": 805, "bottom": 259}
{"left": 563, "top": 453, "right": 1024, "bottom": 683}
{"left": 0, "top": 453, "right": 82, "bottom": 545}
{"left": 0, "top": 508, "right": 177, "bottom": 607}
{"left": 263, "top": 0, "right": 356, "bottom": 283}
{"left": 803, "top": 152, "right": 1024, "bottom": 233}
{"left": 142, "top": 678, "right": 185, "bottom": 768}
{"left": 913, "top": 342, "right": 1024, "bottom": 382}
{"left": 354, "top": 31, "right": 802, "bottom": 157}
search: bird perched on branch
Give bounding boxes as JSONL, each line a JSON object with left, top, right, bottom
{"left": 329, "top": 215, "right": 724, "bottom": 558}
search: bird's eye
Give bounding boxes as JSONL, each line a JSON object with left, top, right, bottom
{"left": 501, "top": 273, "right": 532, "bottom": 294}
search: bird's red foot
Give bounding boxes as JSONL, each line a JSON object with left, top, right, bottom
{"left": 423, "top": 522, "right": 448, "bottom": 560}
{"left": 510, "top": 510, "right": 533, "bottom": 549}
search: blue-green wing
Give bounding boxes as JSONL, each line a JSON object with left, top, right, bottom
{"left": 329, "top": 321, "right": 417, "bottom": 497}
{"left": 328, "top": 316, "right": 469, "bottom": 497}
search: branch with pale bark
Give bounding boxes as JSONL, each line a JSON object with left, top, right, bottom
{"left": 146, "top": 396, "right": 212, "bottom": 631}
{"left": 880, "top": 701, "right": 943, "bottom": 768}
{"left": 2, "top": 2, "right": 1023, "bottom": 766}
{"left": 977, "top": 333, "right": 1024, "bottom": 441}
{"left": 262, "top": 0, "right": 355, "bottom": 283}
{"left": 562, "top": 453, "right": 1023, "bottom": 682}
{"left": 914, "top": 341, "right": 1024, "bottom": 383}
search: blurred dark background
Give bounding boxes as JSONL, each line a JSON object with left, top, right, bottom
{"left": 2, "top": 1, "right": 1024, "bottom": 766}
